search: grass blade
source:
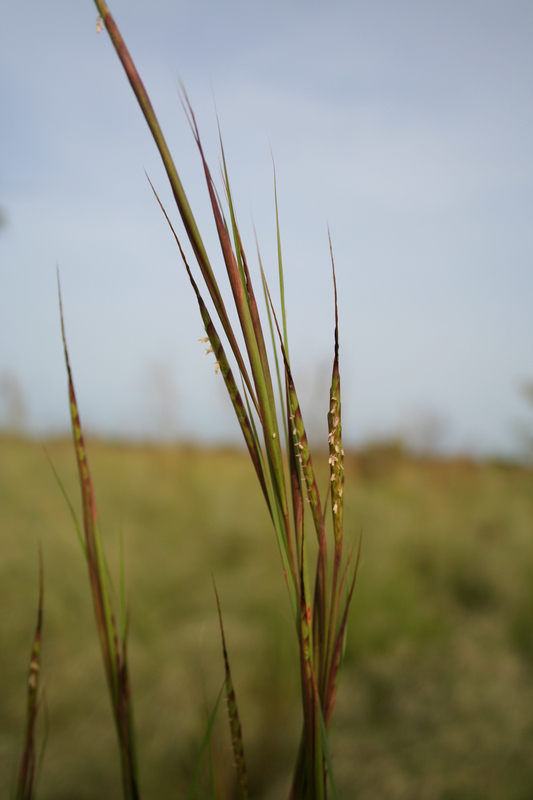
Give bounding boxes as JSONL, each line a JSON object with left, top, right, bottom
{"left": 43, "top": 446, "right": 86, "bottom": 559}
{"left": 186, "top": 107, "right": 290, "bottom": 547}
{"left": 317, "top": 700, "right": 339, "bottom": 800}
{"left": 58, "top": 277, "right": 140, "bottom": 800}
{"left": 94, "top": 1, "right": 257, "bottom": 412}
{"left": 324, "top": 537, "right": 361, "bottom": 727}
{"left": 187, "top": 681, "right": 225, "bottom": 800}
{"left": 213, "top": 580, "right": 248, "bottom": 800}
{"left": 89, "top": 7, "right": 356, "bottom": 795}
{"left": 146, "top": 176, "right": 271, "bottom": 509}
{"left": 271, "top": 159, "right": 290, "bottom": 360}
{"left": 15, "top": 549, "right": 44, "bottom": 800}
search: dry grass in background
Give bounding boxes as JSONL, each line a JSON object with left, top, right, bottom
{"left": 2, "top": 435, "right": 533, "bottom": 799}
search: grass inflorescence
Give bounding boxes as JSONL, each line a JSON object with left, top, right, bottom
{"left": 89, "top": 1, "right": 357, "bottom": 797}
{"left": 14, "top": 2, "right": 356, "bottom": 797}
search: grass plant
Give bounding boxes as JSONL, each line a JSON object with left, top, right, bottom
{"left": 59, "top": 288, "right": 139, "bottom": 800}
{"left": 87, "top": 2, "right": 358, "bottom": 797}
{"left": 7, "top": 4, "right": 533, "bottom": 799}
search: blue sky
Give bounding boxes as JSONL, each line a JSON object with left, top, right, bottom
{"left": 1, "top": 1, "right": 532, "bottom": 455}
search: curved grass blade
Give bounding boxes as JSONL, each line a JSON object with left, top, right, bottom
{"left": 184, "top": 104, "right": 290, "bottom": 541}
{"left": 94, "top": 0, "right": 256, "bottom": 410}
{"left": 148, "top": 175, "right": 299, "bottom": 609}
{"left": 271, "top": 158, "right": 290, "bottom": 360}
{"left": 146, "top": 176, "right": 269, "bottom": 508}
{"left": 58, "top": 278, "right": 139, "bottom": 800}
{"left": 187, "top": 680, "right": 225, "bottom": 800}
{"left": 254, "top": 235, "right": 290, "bottom": 469}
{"left": 94, "top": 0, "right": 297, "bottom": 608}
{"left": 43, "top": 446, "right": 86, "bottom": 559}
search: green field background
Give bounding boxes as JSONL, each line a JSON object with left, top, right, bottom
{"left": 2, "top": 435, "right": 533, "bottom": 799}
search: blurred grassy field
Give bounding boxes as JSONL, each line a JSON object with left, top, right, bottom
{"left": 1, "top": 434, "right": 533, "bottom": 799}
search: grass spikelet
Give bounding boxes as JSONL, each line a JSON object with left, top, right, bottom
{"left": 260, "top": 264, "right": 326, "bottom": 552}
{"left": 324, "top": 235, "right": 346, "bottom": 697}
{"left": 15, "top": 549, "right": 44, "bottom": 800}
{"left": 327, "top": 236, "right": 344, "bottom": 554}
{"left": 261, "top": 266, "right": 329, "bottom": 670}
{"left": 213, "top": 580, "right": 248, "bottom": 800}
{"left": 58, "top": 279, "right": 139, "bottom": 800}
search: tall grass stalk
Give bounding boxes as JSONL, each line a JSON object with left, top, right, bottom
{"left": 213, "top": 580, "right": 249, "bottom": 800}
{"left": 89, "top": 3, "right": 358, "bottom": 796}
{"left": 59, "top": 286, "right": 139, "bottom": 800}
{"left": 14, "top": 550, "right": 44, "bottom": 800}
